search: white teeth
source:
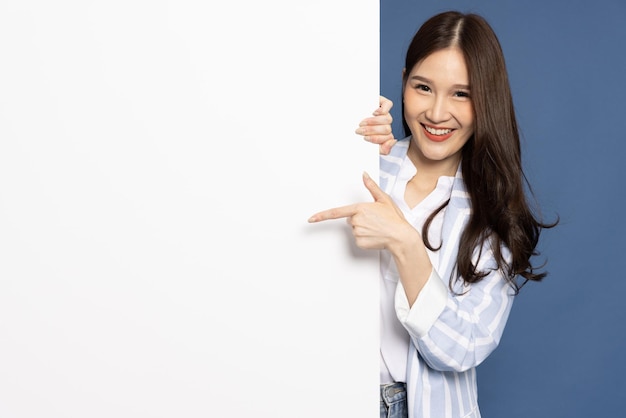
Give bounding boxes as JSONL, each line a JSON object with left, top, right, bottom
{"left": 424, "top": 126, "right": 452, "bottom": 135}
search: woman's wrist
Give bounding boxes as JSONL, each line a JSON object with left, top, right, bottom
{"left": 388, "top": 224, "right": 423, "bottom": 261}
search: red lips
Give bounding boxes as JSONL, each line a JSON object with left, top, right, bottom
{"left": 422, "top": 124, "right": 454, "bottom": 142}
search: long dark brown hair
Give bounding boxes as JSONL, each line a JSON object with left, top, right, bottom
{"left": 402, "top": 11, "right": 557, "bottom": 292}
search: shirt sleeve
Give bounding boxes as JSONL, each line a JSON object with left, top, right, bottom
{"left": 394, "top": 243, "right": 515, "bottom": 373}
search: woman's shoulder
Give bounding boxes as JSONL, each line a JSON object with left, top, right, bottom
{"left": 385, "top": 136, "right": 410, "bottom": 157}
{"left": 380, "top": 137, "right": 409, "bottom": 172}
{"left": 378, "top": 137, "right": 410, "bottom": 192}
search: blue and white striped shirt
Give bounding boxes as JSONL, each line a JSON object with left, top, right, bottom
{"left": 380, "top": 138, "right": 515, "bottom": 418}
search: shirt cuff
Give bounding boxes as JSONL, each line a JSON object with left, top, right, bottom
{"left": 394, "top": 269, "right": 448, "bottom": 339}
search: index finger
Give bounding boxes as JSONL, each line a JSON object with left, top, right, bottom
{"left": 307, "top": 204, "right": 358, "bottom": 223}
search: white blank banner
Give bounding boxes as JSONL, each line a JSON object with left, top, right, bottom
{"left": 0, "top": 1, "right": 379, "bottom": 417}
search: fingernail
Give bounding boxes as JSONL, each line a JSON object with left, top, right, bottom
{"left": 355, "top": 127, "right": 365, "bottom": 134}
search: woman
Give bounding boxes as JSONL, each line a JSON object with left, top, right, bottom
{"left": 308, "top": 10, "right": 556, "bottom": 418}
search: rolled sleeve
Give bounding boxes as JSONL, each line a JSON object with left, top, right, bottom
{"left": 394, "top": 269, "right": 448, "bottom": 339}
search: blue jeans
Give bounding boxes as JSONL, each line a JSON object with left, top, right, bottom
{"left": 380, "top": 382, "right": 408, "bottom": 418}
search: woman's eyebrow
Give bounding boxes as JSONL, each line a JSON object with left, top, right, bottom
{"left": 409, "top": 75, "right": 432, "bottom": 84}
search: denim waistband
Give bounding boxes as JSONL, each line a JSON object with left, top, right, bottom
{"left": 380, "top": 382, "right": 407, "bottom": 406}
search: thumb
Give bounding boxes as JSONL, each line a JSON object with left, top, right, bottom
{"left": 375, "top": 95, "right": 393, "bottom": 115}
{"left": 362, "top": 172, "right": 388, "bottom": 202}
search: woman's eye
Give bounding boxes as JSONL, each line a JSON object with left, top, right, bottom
{"left": 454, "top": 91, "right": 470, "bottom": 98}
{"left": 415, "top": 84, "right": 430, "bottom": 92}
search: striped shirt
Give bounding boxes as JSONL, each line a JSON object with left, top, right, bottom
{"left": 379, "top": 138, "right": 515, "bottom": 418}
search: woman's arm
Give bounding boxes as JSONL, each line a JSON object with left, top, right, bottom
{"left": 396, "top": 241, "right": 515, "bottom": 372}
{"left": 309, "top": 172, "right": 434, "bottom": 305}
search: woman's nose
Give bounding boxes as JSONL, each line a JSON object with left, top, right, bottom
{"left": 425, "top": 96, "right": 450, "bottom": 123}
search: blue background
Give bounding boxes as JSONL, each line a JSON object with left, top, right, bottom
{"left": 380, "top": 0, "right": 626, "bottom": 416}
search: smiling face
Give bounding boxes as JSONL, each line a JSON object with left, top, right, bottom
{"left": 403, "top": 47, "right": 474, "bottom": 175}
